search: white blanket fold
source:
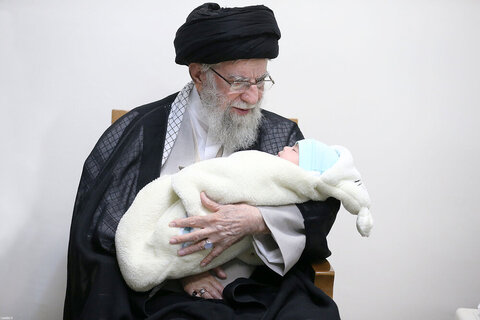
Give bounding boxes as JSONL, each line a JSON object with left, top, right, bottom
{"left": 115, "top": 147, "right": 372, "bottom": 292}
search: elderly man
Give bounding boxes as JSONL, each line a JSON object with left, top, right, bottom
{"left": 64, "top": 3, "right": 340, "bottom": 319}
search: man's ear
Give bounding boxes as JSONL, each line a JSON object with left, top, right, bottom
{"left": 189, "top": 63, "right": 204, "bottom": 91}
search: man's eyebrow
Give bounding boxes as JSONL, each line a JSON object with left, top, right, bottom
{"left": 230, "top": 72, "right": 269, "bottom": 82}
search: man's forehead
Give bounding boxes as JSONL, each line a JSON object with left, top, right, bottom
{"left": 217, "top": 59, "right": 268, "bottom": 77}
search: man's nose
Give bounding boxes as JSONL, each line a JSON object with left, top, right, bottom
{"left": 240, "top": 85, "right": 260, "bottom": 105}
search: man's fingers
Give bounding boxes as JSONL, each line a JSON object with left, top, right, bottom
{"left": 208, "top": 287, "right": 223, "bottom": 299}
{"left": 170, "top": 229, "right": 209, "bottom": 245}
{"left": 211, "top": 267, "right": 227, "bottom": 279}
{"left": 200, "top": 192, "right": 221, "bottom": 212}
{"left": 204, "top": 281, "right": 223, "bottom": 299}
{"left": 200, "top": 246, "right": 224, "bottom": 266}
{"left": 209, "top": 277, "right": 225, "bottom": 295}
{"left": 202, "top": 291, "right": 214, "bottom": 299}
{"left": 177, "top": 240, "right": 207, "bottom": 256}
{"left": 197, "top": 284, "right": 220, "bottom": 299}
{"left": 169, "top": 216, "right": 204, "bottom": 228}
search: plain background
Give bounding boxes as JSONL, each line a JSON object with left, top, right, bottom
{"left": 1, "top": 0, "right": 479, "bottom": 319}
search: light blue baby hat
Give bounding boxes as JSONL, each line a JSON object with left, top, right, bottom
{"left": 297, "top": 139, "right": 339, "bottom": 174}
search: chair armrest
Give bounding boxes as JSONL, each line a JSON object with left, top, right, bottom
{"left": 312, "top": 259, "right": 335, "bottom": 298}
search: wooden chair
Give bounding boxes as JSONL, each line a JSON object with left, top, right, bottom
{"left": 111, "top": 109, "right": 335, "bottom": 298}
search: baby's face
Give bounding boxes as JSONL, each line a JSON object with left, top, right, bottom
{"left": 277, "top": 144, "right": 299, "bottom": 165}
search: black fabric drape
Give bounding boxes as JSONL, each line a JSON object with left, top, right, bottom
{"left": 144, "top": 263, "right": 339, "bottom": 320}
{"left": 64, "top": 92, "right": 340, "bottom": 319}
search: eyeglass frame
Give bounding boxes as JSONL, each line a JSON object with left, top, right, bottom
{"left": 208, "top": 67, "right": 275, "bottom": 93}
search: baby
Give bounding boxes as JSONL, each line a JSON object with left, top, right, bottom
{"left": 115, "top": 139, "right": 372, "bottom": 292}
{"left": 278, "top": 139, "right": 340, "bottom": 174}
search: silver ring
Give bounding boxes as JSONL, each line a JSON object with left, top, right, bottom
{"left": 199, "top": 288, "right": 206, "bottom": 296}
{"left": 203, "top": 239, "right": 213, "bottom": 250}
{"left": 192, "top": 290, "right": 198, "bottom": 297}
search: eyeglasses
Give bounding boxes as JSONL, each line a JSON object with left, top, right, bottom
{"left": 209, "top": 68, "right": 275, "bottom": 93}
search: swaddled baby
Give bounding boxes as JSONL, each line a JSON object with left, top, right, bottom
{"left": 115, "top": 139, "right": 372, "bottom": 292}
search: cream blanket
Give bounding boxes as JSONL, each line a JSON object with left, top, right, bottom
{"left": 115, "top": 147, "right": 372, "bottom": 292}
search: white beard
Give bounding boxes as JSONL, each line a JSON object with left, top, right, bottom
{"left": 198, "top": 76, "right": 263, "bottom": 153}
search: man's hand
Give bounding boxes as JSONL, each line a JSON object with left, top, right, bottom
{"left": 169, "top": 192, "right": 269, "bottom": 266}
{"left": 180, "top": 267, "right": 227, "bottom": 299}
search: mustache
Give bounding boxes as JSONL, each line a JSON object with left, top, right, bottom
{"left": 229, "top": 100, "right": 259, "bottom": 111}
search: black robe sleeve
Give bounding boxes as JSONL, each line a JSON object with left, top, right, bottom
{"left": 64, "top": 111, "right": 147, "bottom": 319}
{"left": 64, "top": 96, "right": 176, "bottom": 320}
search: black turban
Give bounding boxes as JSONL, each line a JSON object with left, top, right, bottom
{"left": 174, "top": 3, "right": 281, "bottom": 65}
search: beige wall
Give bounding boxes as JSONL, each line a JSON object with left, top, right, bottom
{"left": 1, "top": 0, "right": 479, "bottom": 319}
